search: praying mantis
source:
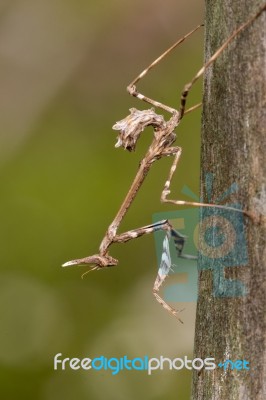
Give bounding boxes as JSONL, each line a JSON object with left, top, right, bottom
{"left": 63, "top": 4, "right": 266, "bottom": 320}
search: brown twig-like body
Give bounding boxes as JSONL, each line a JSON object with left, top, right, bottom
{"left": 63, "top": 4, "right": 266, "bottom": 320}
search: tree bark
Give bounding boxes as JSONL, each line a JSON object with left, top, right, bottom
{"left": 192, "top": 1, "right": 266, "bottom": 399}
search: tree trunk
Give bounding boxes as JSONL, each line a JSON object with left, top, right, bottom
{"left": 192, "top": 1, "right": 266, "bottom": 399}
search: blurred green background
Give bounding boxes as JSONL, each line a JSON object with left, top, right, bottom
{"left": 0, "top": 0, "right": 204, "bottom": 399}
